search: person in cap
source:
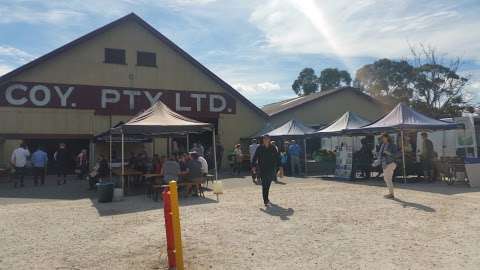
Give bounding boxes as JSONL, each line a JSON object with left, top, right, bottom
{"left": 251, "top": 135, "right": 281, "bottom": 207}
{"left": 420, "top": 132, "right": 435, "bottom": 182}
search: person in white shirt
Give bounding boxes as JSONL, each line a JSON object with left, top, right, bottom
{"left": 198, "top": 154, "right": 209, "bottom": 176}
{"left": 11, "top": 143, "right": 30, "bottom": 188}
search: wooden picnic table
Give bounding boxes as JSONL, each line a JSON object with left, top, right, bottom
{"left": 113, "top": 169, "right": 143, "bottom": 195}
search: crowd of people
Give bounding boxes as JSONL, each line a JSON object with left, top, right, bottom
{"left": 247, "top": 138, "right": 303, "bottom": 180}
{"left": 10, "top": 142, "right": 93, "bottom": 188}
{"left": 352, "top": 132, "right": 436, "bottom": 183}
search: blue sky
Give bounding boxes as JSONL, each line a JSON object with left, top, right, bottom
{"left": 1, "top": 0, "right": 480, "bottom": 107}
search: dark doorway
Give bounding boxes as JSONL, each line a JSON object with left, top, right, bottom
{"left": 24, "top": 139, "right": 90, "bottom": 174}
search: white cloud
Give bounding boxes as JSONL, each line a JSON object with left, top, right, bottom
{"left": 0, "top": 64, "right": 13, "bottom": 76}
{"left": 0, "top": 46, "right": 35, "bottom": 63}
{"left": 249, "top": 0, "right": 480, "bottom": 62}
{"left": 233, "top": 82, "right": 281, "bottom": 95}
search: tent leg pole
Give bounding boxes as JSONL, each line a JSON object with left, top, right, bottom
{"left": 121, "top": 130, "right": 125, "bottom": 193}
{"left": 109, "top": 134, "right": 112, "bottom": 180}
{"left": 401, "top": 130, "right": 407, "bottom": 183}
{"left": 212, "top": 129, "right": 218, "bottom": 180}
{"left": 303, "top": 138, "right": 307, "bottom": 175}
{"left": 186, "top": 134, "right": 190, "bottom": 152}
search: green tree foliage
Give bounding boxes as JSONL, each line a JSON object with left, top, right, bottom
{"left": 409, "top": 45, "right": 469, "bottom": 117}
{"left": 354, "top": 58, "right": 415, "bottom": 103}
{"left": 292, "top": 68, "right": 319, "bottom": 96}
{"left": 318, "top": 68, "right": 352, "bottom": 91}
{"left": 354, "top": 45, "right": 471, "bottom": 117}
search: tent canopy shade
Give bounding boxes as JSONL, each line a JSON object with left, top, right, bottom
{"left": 346, "top": 103, "right": 462, "bottom": 134}
{"left": 252, "top": 119, "right": 315, "bottom": 138}
{"left": 94, "top": 122, "right": 152, "bottom": 142}
{"left": 111, "top": 101, "right": 212, "bottom": 136}
{"left": 311, "top": 111, "right": 371, "bottom": 136}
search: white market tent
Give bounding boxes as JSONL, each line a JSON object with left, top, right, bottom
{"left": 347, "top": 103, "right": 462, "bottom": 181}
{"left": 111, "top": 101, "right": 216, "bottom": 191}
{"left": 253, "top": 119, "right": 315, "bottom": 174}
{"left": 313, "top": 111, "right": 371, "bottom": 136}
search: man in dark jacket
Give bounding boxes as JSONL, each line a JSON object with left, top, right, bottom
{"left": 54, "top": 143, "right": 70, "bottom": 185}
{"left": 251, "top": 135, "right": 280, "bottom": 207}
{"left": 421, "top": 132, "right": 435, "bottom": 182}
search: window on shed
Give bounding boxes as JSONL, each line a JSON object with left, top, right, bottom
{"left": 137, "top": 51, "right": 156, "bottom": 67}
{"left": 104, "top": 48, "right": 126, "bottom": 64}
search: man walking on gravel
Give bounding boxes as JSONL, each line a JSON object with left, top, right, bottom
{"left": 251, "top": 135, "right": 280, "bottom": 207}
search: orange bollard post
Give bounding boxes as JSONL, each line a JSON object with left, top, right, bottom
{"left": 169, "top": 181, "right": 184, "bottom": 270}
{"left": 162, "top": 188, "right": 176, "bottom": 269}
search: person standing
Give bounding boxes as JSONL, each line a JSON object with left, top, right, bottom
{"left": 232, "top": 144, "right": 243, "bottom": 176}
{"left": 288, "top": 140, "right": 301, "bottom": 176}
{"left": 249, "top": 139, "right": 260, "bottom": 184}
{"left": 54, "top": 143, "right": 69, "bottom": 185}
{"left": 31, "top": 146, "right": 48, "bottom": 186}
{"left": 76, "top": 149, "right": 88, "bottom": 180}
{"left": 10, "top": 143, "right": 30, "bottom": 188}
{"left": 420, "top": 132, "right": 435, "bottom": 182}
{"left": 215, "top": 141, "right": 224, "bottom": 171}
{"left": 378, "top": 133, "right": 397, "bottom": 199}
{"left": 252, "top": 135, "right": 280, "bottom": 207}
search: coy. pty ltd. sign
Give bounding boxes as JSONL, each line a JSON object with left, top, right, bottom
{"left": 0, "top": 82, "right": 236, "bottom": 116}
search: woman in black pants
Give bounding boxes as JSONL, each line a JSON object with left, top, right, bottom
{"left": 251, "top": 135, "right": 280, "bottom": 207}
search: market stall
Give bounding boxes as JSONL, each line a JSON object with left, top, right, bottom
{"left": 310, "top": 111, "right": 372, "bottom": 178}
{"left": 253, "top": 119, "right": 315, "bottom": 174}
{"left": 111, "top": 101, "right": 215, "bottom": 194}
{"left": 347, "top": 103, "right": 462, "bottom": 181}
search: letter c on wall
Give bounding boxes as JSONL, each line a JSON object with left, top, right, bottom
{"left": 5, "top": 84, "right": 28, "bottom": 105}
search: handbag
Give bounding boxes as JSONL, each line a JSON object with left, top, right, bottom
{"left": 372, "top": 159, "right": 381, "bottom": 168}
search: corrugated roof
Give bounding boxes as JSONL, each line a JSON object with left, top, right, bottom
{"left": 0, "top": 13, "right": 268, "bottom": 118}
{"left": 261, "top": 87, "right": 380, "bottom": 116}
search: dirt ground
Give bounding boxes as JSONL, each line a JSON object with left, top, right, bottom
{"left": 1, "top": 176, "right": 480, "bottom": 270}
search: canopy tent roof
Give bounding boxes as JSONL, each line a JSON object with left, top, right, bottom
{"left": 313, "top": 111, "right": 371, "bottom": 136}
{"left": 250, "top": 122, "right": 277, "bottom": 138}
{"left": 347, "top": 103, "right": 461, "bottom": 133}
{"left": 254, "top": 119, "right": 315, "bottom": 137}
{"left": 94, "top": 122, "right": 152, "bottom": 142}
{"left": 112, "top": 101, "right": 212, "bottom": 136}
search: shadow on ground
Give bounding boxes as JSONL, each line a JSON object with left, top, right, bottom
{"left": 0, "top": 177, "right": 94, "bottom": 203}
{"left": 310, "top": 175, "right": 480, "bottom": 195}
{"left": 260, "top": 203, "right": 294, "bottom": 221}
{"left": 392, "top": 197, "right": 436, "bottom": 212}
{"left": 93, "top": 195, "right": 218, "bottom": 216}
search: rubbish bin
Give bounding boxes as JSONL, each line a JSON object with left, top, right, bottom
{"left": 96, "top": 182, "right": 114, "bottom": 203}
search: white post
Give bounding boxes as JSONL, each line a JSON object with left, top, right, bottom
{"left": 121, "top": 130, "right": 125, "bottom": 192}
{"left": 401, "top": 130, "right": 407, "bottom": 183}
{"left": 109, "top": 134, "right": 113, "bottom": 179}
{"left": 212, "top": 129, "right": 218, "bottom": 180}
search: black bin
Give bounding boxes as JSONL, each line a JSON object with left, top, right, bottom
{"left": 96, "top": 182, "right": 114, "bottom": 203}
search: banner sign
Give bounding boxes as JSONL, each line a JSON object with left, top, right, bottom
{"left": 0, "top": 81, "right": 236, "bottom": 116}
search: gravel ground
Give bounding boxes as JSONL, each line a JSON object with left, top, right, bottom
{"left": 1, "top": 176, "right": 480, "bottom": 269}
